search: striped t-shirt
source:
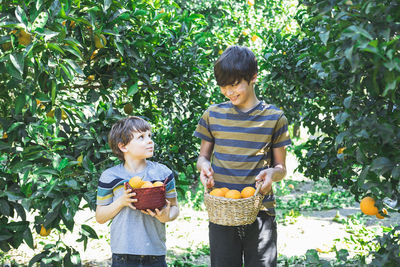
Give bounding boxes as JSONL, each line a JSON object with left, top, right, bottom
{"left": 194, "top": 101, "right": 291, "bottom": 210}
{"left": 96, "top": 161, "right": 177, "bottom": 255}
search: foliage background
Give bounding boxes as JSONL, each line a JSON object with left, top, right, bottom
{"left": 0, "top": 0, "right": 398, "bottom": 265}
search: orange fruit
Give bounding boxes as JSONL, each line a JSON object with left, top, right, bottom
{"left": 39, "top": 225, "right": 51, "bottom": 236}
{"left": 242, "top": 29, "right": 250, "bottom": 36}
{"left": 376, "top": 208, "right": 388, "bottom": 219}
{"left": 219, "top": 187, "right": 229, "bottom": 195}
{"left": 2, "top": 132, "right": 7, "bottom": 139}
{"left": 337, "top": 147, "right": 346, "bottom": 154}
{"left": 153, "top": 181, "right": 164, "bottom": 187}
{"left": 248, "top": 0, "right": 254, "bottom": 6}
{"left": 141, "top": 181, "right": 153, "bottom": 188}
{"left": 129, "top": 176, "right": 144, "bottom": 189}
{"left": 241, "top": 187, "right": 256, "bottom": 198}
{"left": 360, "top": 196, "right": 379, "bottom": 215}
{"left": 251, "top": 35, "right": 258, "bottom": 42}
{"left": 210, "top": 188, "right": 225, "bottom": 197}
{"left": 225, "top": 190, "right": 241, "bottom": 199}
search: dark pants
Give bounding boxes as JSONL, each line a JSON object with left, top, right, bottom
{"left": 111, "top": 254, "right": 167, "bottom": 267}
{"left": 209, "top": 211, "right": 277, "bottom": 267}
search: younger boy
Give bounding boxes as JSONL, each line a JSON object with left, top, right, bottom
{"left": 194, "top": 46, "right": 291, "bottom": 267}
{"left": 96, "top": 116, "right": 179, "bottom": 267}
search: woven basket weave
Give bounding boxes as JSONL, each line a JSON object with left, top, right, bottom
{"left": 125, "top": 180, "right": 166, "bottom": 210}
{"left": 204, "top": 185, "right": 264, "bottom": 226}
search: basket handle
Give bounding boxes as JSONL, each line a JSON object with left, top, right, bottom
{"left": 254, "top": 182, "right": 262, "bottom": 196}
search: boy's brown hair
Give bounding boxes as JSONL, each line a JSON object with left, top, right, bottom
{"left": 214, "top": 46, "right": 258, "bottom": 87}
{"left": 108, "top": 116, "right": 151, "bottom": 161}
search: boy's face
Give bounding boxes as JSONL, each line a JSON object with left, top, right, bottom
{"left": 119, "top": 130, "right": 154, "bottom": 160}
{"left": 220, "top": 75, "right": 257, "bottom": 109}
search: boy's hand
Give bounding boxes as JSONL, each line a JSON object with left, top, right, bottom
{"left": 142, "top": 199, "right": 171, "bottom": 223}
{"left": 255, "top": 169, "right": 273, "bottom": 195}
{"left": 199, "top": 162, "right": 214, "bottom": 189}
{"left": 119, "top": 182, "right": 137, "bottom": 210}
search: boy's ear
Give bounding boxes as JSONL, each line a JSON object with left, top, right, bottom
{"left": 118, "top": 143, "right": 128, "bottom": 153}
{"left": 251, "top": 73, "right": 258, "bottom": 83}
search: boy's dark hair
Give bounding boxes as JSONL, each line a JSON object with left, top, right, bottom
{"left": 108, "top": 116, "right": 151, "bottom": 161}
{"left": 214, "top": 46, "right": 258, "bottom": 87}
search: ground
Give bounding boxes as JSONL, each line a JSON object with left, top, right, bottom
{"left": 4, "top": 152, "right": 399, "bottom": 266}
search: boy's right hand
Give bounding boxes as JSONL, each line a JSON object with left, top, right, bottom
{"left": 119, "top": 182, "right": 137, "bottom": 210}
{"left": 199, "top": 163, "right": 214, "bottom": 189}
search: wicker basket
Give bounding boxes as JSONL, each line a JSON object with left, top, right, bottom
{"left": 125, "top": 180, "right": 166, "bottom": 210}
{"left": 204, "top": 184, "right": 264, "bottom": 226}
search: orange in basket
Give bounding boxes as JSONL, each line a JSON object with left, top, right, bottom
{"left": 126, "top": 179, "right": 166, "bottom": 210}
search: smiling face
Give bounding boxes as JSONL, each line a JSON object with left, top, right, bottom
{"left": 220, "top": 75, "right": 258, "bottom": 110}
{"left": 119, "top": 130, "right": 154, "bottom": 160}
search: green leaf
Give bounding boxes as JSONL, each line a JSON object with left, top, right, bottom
{"left": 128, "top": 83, "right": 138, "bottom": 96}
{"left": 36, "top": 0, "right": 44, "bottom": 10}
{"left": 32, "top": 12, "right": 49, "bottom": 31}
{"left": 371, "top": 157, "right": 393, "bottom": 175}
{"left": 81, "top": 224, "right": 99, "bottom": 239}
{"left": 335, "top": 112, "right": 349, "bottom": 125}
{"left": 47, "top": 43, "right": 65, "bottom": 55}
{"left": 57, "top": 158, "right": 69, "bottom": 170}
{"left": 383, "top": 80, "right": 396, "bottom": 96}
{"left": 15, "top": 7, "right": 28, "bottom": 26}
{"left": 6, "top": 61, "right": 22, "bottom": 80}
{"left": 0, "top": 233, "right": 13, "bottom": 241}
{"left": 64, "top": 59, "right": 84, "bottom": 76}
{"left": 10, "top": 53, "right": 24, "bottom": 75}
{"left": 29, "top": 252, "right": 47, "bottom": 267}
{"left": 23, "top": 228, "right": 34, "bottom": 249}
{"left": 15, "top": 94, "right": 26, "bottom": 114}
{"left": 0, "top": 199, "right": 10, "bottom": 216}
{"left": 319, "top": 31, "right": 329, "bottom": 45}
{"left": 343, "top": 95, "right": 352, "bottom": 109}
{"left": 103, "top": 0, "right": 112, "bottom": 12}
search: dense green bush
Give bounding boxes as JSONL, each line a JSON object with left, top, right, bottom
{"left": 0, "top": 0, "right": 215, "bottom": 263}
{"left": 260, "top": 0, "right": 400, "bottom": 206}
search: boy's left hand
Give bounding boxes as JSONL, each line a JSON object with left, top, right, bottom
{"left": 255, "top": 169, "right": 273, "bottom": 195}
{"left": 141, "top": 199, "right": 171, "bottom": 223}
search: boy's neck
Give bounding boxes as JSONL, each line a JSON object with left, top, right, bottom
{"left": 123, "top": 158, "right": 147, "bottom": 174}
{"left": 235, "top": 95, "right": 260, "bottom": 112}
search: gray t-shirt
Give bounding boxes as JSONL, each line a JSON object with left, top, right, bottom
{"left": 96, "top": 161, "right": 177, "bottom": 255}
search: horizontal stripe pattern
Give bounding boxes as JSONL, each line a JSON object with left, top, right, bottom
{"left": 194, "top": 101, "right": 291, "bottom": 191}
{"left": 97, "top": 171, "right": 176, "bottom": 206}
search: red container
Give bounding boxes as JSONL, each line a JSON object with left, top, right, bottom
{"left": 125, "top": 180, "right": 166, "bottom": 210}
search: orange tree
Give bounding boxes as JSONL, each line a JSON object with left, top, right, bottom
{"left": 259, "top": 0, "right": 399, "bottom": 263}
{"left": 0, "top": 0, "right": 215, "bottom": 264}
{"left": 260, "top": 0, "right": 400, "bottom": 207}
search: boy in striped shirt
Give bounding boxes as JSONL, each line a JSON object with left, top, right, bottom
{"left": 96, "top": 116, "right": 179, "bottom": 266}
{"left": 195, "top": 46, "right": 291, "bottom": 267}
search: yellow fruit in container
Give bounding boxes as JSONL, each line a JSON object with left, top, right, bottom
{"left": 225, "top": 190, "right": 241, "bottom": 199}
{"left": 129, "top": 176, "right": 144, "bottom": 189}
{"left": 153, "top": 181, "right": 164, "bottom": 187}
{"left": 141, "top": 181, "right": 153, "bottom": 188}
{"left": 241, "top": 187, "right": 256, "bottom": 198}
{"left": 210, "top": 188, "right": 224, "bottom": 197}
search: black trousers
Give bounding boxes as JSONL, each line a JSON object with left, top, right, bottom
{"left": 209, "top": 211, "right": 277, "bottom": 267}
